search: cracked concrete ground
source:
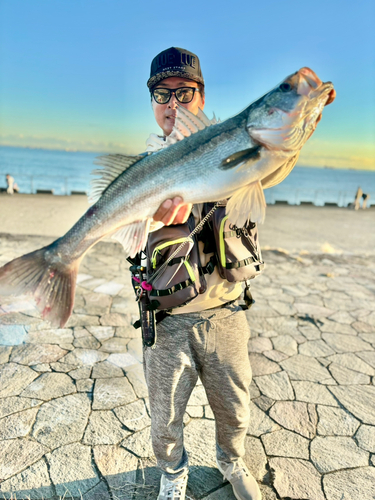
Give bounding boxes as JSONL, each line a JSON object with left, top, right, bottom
{"left": 0, "top": 198, "right": 374, "bottom": 500}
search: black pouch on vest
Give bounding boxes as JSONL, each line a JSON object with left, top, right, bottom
{"left": 145, "top": 215, "right": 206, "bottom": 310}
{"left": 207, "top": 203, "right": 265, "bottom": 283}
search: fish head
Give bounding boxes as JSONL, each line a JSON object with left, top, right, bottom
{"left": 247, "top": 67, "right": 334, "bottom": 151}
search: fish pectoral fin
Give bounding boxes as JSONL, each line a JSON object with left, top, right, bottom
{"left": 261, "top": 151, "right": 300, "bottom": 189}
{"left": 220, "top": 146, "right": 262, "bottom": 170}
{"left": 166, "top": 105, "right": 219, "bottom": 145}
{"left": 89, "top": 154, "right": 145, "bottom": 204}
{"left": 226, "top": 180, "right": 266, "bottom": 226}
{"left": 112, "top": 219, "right": 152, "bottom": 258}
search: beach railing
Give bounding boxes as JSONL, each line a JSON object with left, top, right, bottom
{"left": 0, "top": 174, "right": 89, "bottom": 196}
{"left": 0, "top": 174, "right": 374, "bottom": 208}
{"left": 265, "top": 188, "right": 374, "bottom": 208}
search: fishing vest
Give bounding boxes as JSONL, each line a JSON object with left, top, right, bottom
{"left": 144, "top": 201, "right": 265, "bottom": 311}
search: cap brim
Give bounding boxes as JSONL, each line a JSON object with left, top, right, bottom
{"left": 147, "top": 70, "right": 204, "bottom": 89}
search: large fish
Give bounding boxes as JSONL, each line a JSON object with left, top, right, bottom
{"left": 0, "top": 67, "right": 334, "bottom": 327}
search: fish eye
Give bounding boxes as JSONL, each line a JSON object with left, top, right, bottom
{"left": 279, "top": 83, "right": 292, "bottom": 92}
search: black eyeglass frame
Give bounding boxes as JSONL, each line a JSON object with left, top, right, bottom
{"left": 151, "top": 87, "right": 201, "bottom": 104}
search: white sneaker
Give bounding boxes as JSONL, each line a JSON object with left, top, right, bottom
{"left": 216, "top": 458, "right": 261, "bottom": 500}
{"left": 157, "top": 473, "right": 188, "bottom": 499}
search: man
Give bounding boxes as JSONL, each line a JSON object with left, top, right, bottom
{"left": 143, "top": 47, "right": 335, "bottom": 500}
{"left": 143, "top": 46, "right": 261, "bottom": 500}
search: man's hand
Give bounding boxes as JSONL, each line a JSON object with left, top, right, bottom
{"left": 309, "top": 88, "right": 336, "bottom": 138}
{"left": 317, "top": 88, "right": 336, "bottom": 122}
{"left": 326, "top": 88, "right": 336, "bottom": 106}
{"left": 153, "top": 196, "right": 193, "bottom": 225}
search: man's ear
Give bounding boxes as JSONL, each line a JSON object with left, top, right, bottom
{"left": 201, "top": 95, "right": 205, "bottom": 109}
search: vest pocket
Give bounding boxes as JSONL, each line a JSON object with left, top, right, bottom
{"left": 211, "top": 206, "right": 265, "bottom": 283}
{"left": 146, "top": 225, "right": 202, "bottom": 310}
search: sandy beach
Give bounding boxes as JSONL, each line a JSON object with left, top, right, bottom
{"left": 1, "top": 192, "right": 374, "bottom": 254}
{"left": 0, "top": 193, "right": 374, "bottom": 500}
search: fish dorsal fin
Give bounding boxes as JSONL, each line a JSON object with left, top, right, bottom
{"left": 166, "top": 105, "right": 219, "bottom": 146}
{"left": 226, "top": 180, "right": 266, "bottom": 226}
{"left": 112, "top": 219, "right": 151, "bottom": 258}
{"left": 89, "top": 154, "right": 144, "bottom": 204}
{"left": 220, "top": 146, "right": 262, "bottom": 170}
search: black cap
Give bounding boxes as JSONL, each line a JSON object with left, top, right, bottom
{"left": 147, "top": 47, "right": 204, "bottom": 90}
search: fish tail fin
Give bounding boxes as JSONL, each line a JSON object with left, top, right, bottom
{"left": 0, "top": 245, "right": 78, "bottom": 327}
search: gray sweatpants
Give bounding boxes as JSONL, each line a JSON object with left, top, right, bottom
{"left": 143, "top": 302, "right": 252, "bottom": 479}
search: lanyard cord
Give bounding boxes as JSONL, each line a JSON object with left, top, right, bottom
{"left": 147, "top": 202, "right": 220, "bottom": 285}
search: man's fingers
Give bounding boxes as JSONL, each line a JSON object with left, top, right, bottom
{"left": 326, "top": 88, "right": 336, "bottom": 105}
{"left": 153, "top": 199, "right": 173, "bottom": 223}
{"left": 307, "top": 88, "right": 336, "bottom": 140}
{"left": 161, "top": 197, "right": 184, "bottom": 225}
{"left": 153, "top": 197, "right": 192, "bottom": 225}
{"left": 173, "top": 203, "right": 193, "bottom": 224}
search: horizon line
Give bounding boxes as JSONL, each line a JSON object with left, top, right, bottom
{"left": 0, "top": 143, "right": 374, "bottom": 172}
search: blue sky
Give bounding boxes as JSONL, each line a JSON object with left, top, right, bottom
{"left": 0, "top": 0, "right": 374, "bottom": 169}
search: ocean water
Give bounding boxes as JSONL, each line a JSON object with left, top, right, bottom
{"left": 0, "top": 147, "right": 97, "bottom": 195}
{"left": 264, "top": 166, "right": 375, "bottom": 207}
{"left": 0, "top": 146, "right": 374, "bottom": 207}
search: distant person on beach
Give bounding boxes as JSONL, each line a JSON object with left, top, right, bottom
{"left": 352, "top": 187, "right": 370, "bottom": 210}
{"left": 362, "top": 192, "right": 370, "bottom": 209}
{"left": 5, "top": 174, "right": 19, "bottom": 195}
{"left": 353, "top": 186, "right": 363, "bottom": 210}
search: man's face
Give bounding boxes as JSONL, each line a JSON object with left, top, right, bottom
{"left": 151, "top": 77, "right": 205, "bottom": 136}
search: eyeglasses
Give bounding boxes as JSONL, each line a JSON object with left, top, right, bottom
{"left": 151, "top": 87, "right": 201, "bottom": 104}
